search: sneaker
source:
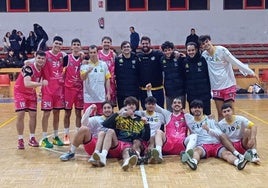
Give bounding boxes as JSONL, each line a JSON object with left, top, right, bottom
{"left": 52, "top": 136, "right": 64, "bottom": 146}
{"left": 181, "top": 151, "right": 197, "bottom": 170}
{"left": 251, "top": 153, "right": 260, "bottom": 163}
{"left": 17, "top": 139, "right": 25, "bottom": 149}
{"left": 88, "top": 155, "right": 98, "bottom": 166}
{"left": 122, "top": 155, "right": 138, "bottom": 171}
{"left": 41, "top": 138, "right": 53, "bottom": 148}
{"left": 89, "top": 152, "right": 106, "bottom": 167}
{"left": 63, "top": 134, "right": 71, "bottom": 145}
{"left": 60, "top": 151, "right": 75, "bottom": 161}
{"left": 28, "top": 137, "right": 39, "bottom": 147}
{"left": 181, "top": 149, "right": 194, "bottom": 163}
{"left": 151, "top": 148, "right": 163, "bottom": 164}
{"left": 237, "top": 150, "right": 253, "bottom": 170}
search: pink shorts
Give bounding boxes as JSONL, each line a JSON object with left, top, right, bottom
{"left": 212, "top": 85, "right": 236, "bottom": 101}
{"left": 199, "top": 143, "right": 224, "bottom": 158}
{"left": 84, "top": 103, "right": 103, "bottom": 115}
{"left": 14, "top": 92, "right": 37, "bottom": 111}
{"left": 64, "top": 88, "right": 83, "bottom": 110}
{"left": 108, "top": 141, "right": 132, "bottom": 159}
{"left": 41, "top": 93, "right": 65, "bottom": 110}
{"left": 233, "top": 140, "right": 246, "bottom": 154}
{"left": 84, "top": 137, "right": 97, "bottom": 156}
{"left": 162, "top": 136, "right": 186, "bottom": 155}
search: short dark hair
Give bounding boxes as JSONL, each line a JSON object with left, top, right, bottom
{"left": 53, "top": 36, "right": 63, "bottom": 42}
{"left": 190, "top": 99, "right": 204, "bottom": 109}
{"left": 186, "top": 41, "right": 198, "bottom": 49}
{"left": 199, "top": 35, "right": 211, "bottom": 43}
{"left": 35, "top": 50, "right": 46, "bottom": 57}
{"left": 141, "top": 36, "right": 151, "bottom": 44}
{"left": 101, "top": 36, "right": 112, "bottom": 42}
{"left": 124, "top": 96, "right": 139, "bottom": 108}
{"left": 120, "top": 41, "right": 131, "bottom": 49}
{"left": 161, "top": 41, "right": 174, "bottom": 51}
{"left": 145, "top": 96, "right": 157, "bottom": 104}
{"left": 221, "top": 103, "right": 233, "bottom": 111}
{"left": 71, "top": 38, "right": 81, "bottom": 44}
{"left": 89, "top": 45, "right": 98, "bottom": 50}
{"left": 102, "top": 101, "right": 114, "bottom": 109}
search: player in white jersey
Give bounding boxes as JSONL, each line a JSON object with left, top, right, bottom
{"left": 199, "top": 35, "right": 256, "bottom": 121}
{"left": 182, "top": 100, "right": 253, "bottom": 170}
{"left": 145, "top": 83, "right": 197, "bottom": 164}
{"left": 80, "top": 45, "right": 111, "bottom": 115}
{"left": 218, "top": 103, "right": 259, "bottom": 163}
{"left": 59, "top": 102, "right": 113, "bottom": 161}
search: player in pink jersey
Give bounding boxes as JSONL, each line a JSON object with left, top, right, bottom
{"left": 14, "top": 50, "right": 48, "bottom": 149}
{"left": 40, "top": 36, "right": 67, "bottom": 148}
{"left": 98, "top": 36, "right": 117, "bottom": 106}
{"left": 63, "top": 38, "right": 84, "bottom": 145}
{"left": 80, "top": 45, "right": 111, "bottom": 115}
{"left": 145, "top": 83, "right": 197, "bottom": 164}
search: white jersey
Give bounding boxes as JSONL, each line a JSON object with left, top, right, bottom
{"left": 135, "top": 110, "right": 165, "bottom": 136}
{"left": 80, "top": 60, "right": 110, "bottom": 103}
{"left": 202, "top": 46, "right": 255, "bottom": 90}
{"left": 218, "top": 115, "right": 254, "bottom": 142}
{"left": 184, "top": 113, "right": 222, "bottom": 145}
{"left": 81, "top": 105, "right": 108, "bottom": 138}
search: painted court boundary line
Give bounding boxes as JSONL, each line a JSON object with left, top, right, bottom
{"left": 140, "top": 164, "right": 149, "bottom": 188}
{"left": 0, "top": 116, "right": 16, "bottom": 128}
{"left": 238, "top": 109, "right": 268, "bottom": 125}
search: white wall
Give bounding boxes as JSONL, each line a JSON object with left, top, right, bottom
{"left": 0, "top": 0, "right": 267, "bottom": 46}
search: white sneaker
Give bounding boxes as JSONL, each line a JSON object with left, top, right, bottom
{"left": 122, "top": 155, "right": 138, "bottom": 171}
{"left": 251, "top": 151, "right": 260, "bottom": 164}
{"left": 90, "top": 152, "right": 106, "bottom": 167}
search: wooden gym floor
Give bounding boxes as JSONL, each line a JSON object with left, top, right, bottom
{"left": 0, "top": 95, "right": 268, "bottom": 188}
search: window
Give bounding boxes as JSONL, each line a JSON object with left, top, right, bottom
{"left": 30, "top": 0, "right": 48, "bottom": 12}
{"left": 189, "top": 0, "right": 208, "bottom": 10}
{"left": 224, "top": 0, "right": 265, "bottom": 9}
{"left": 71, "top": 0, "right": 90, "bottom": 11}
{"left": 50, "top": 0, "right": 70, "bottom": 12}
{"left": 148, "top": 0, "right": 166, "bottom": 10}
{"left": 106, "top": 0, "right": 125, "bottom": 11}
{"left": 245, "top": 0, "right": 264, "bottom": 9}
{"left": 168, "top": 0, "right": 187, "bottom": 10}
{"left": 0, "top": 0, "right": 7, "bottom": 12}
{"left": 8, "top": 0, "right": 28, "bottom": 12}
{"left": 127, "top": 0, "right": 146, "bottom": 11}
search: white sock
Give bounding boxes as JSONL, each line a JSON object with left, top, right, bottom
{"left": 102, "top": 150, "right": 108, "bottom": 158}
{"left": 233, "top": 150, "right": 240, "bottom": 157}
{"left": 186, "top": 134, "right": 197, "bottom": 151}
{"left": 94, "top": 150, "right": 100, "bottom": 154}
{"left": 42, "top": 132, "right": 47, "bottom": 139}
{"left": 234, "top": 158, "right": 239, "bottom": 166}
{"left": 193, "top": 158, "right": 198, "bottom": 165}
{"left": 18, "top": 135, "right": 23, "bottom": 139}
{"left": 54, "top": 130, "right": 58, "bottom": 137}
{"left": 29, "top": 134, "right": 35, "bottom": 139}
{"left": 64, "top": 128, "right": 69, "bottom": 135}
{"left": 70, "top": 145, "right": 77, "bottom": 153}
{"left": 156, "top": 145, "right": 162, "bottom": 154}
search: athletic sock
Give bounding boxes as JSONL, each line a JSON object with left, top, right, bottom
{"left": 102, "top": 150, "right": 108, "bottom": 158}
{"left": 18, "top": 135, "right": 23, "bottom": 139}
{"left": 64, "top": 128, "right": 69, "bottom": 135}
{"left": 70, "top": 144, "right": 77, "bottom": 153}
{"left": 156, "top": 145, "right": 162, "bottom": 154}
{"left": 54, "top": 130, "right": 58, "bottom": 137}
{"left": 42, "top": 132, "right": 47, "bottom": 139}
{"left": 29, "top": 133, "right": 35, "bottom": 139}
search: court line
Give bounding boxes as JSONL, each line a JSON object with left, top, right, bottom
{"left": 237, "top": 109, "right": 268, "bottom": 125}
{"left": 0, "top": 116, "right": 17, "bottom": 128}
{"left": 140, "top": 164, "right": 149, "bottom": 188}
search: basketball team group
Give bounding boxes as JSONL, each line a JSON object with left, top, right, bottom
{"left": 14, "top": 32, "right": 260, "bottom": 171}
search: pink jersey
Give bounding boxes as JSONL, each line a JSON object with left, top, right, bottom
{"left": 14, "top": 63, "right": 42, "bottom": 95}
{"left": 165, "top": 113, "right": 188, "bottom": 140}
{"left": 64, "top": 54, "right": 83, "bottom": 90}
{"left": 41, "top": 50, "right": 64, "bottom": 95}
{"left": 98, "top": 50, "right": 116, "bottom": 103}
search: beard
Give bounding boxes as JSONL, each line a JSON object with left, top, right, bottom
{"left": 142, "top": 46, "right": 150, "bottom": 53}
